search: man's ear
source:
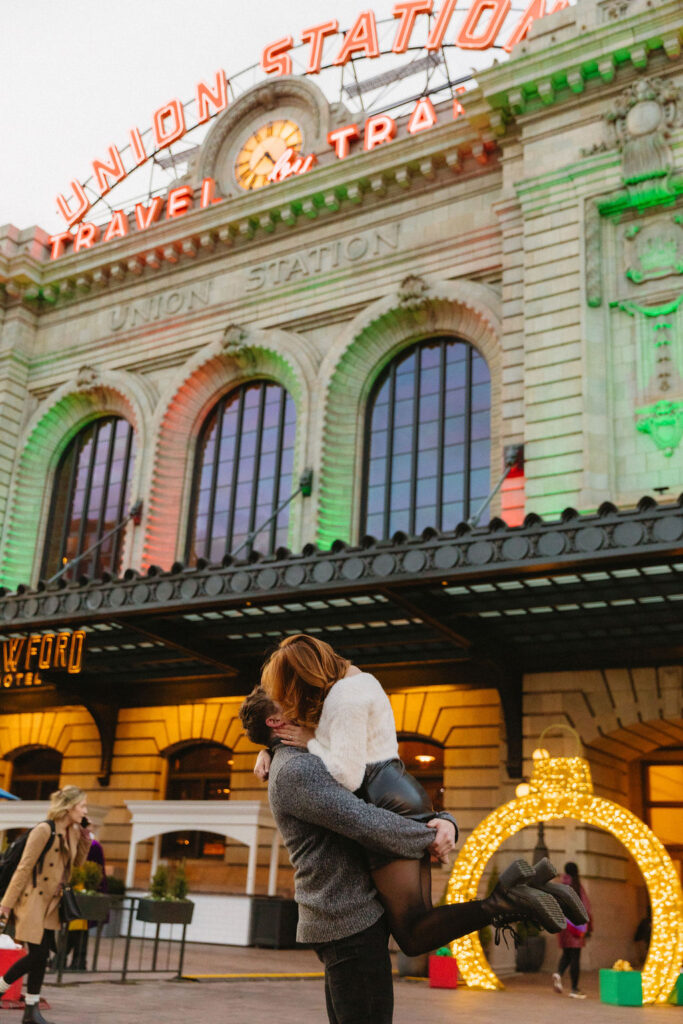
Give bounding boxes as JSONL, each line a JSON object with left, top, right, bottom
{"left": 265, "top": 715, "right": 277, "bottom": 728}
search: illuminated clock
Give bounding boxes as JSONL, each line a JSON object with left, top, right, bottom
{"left": 234, "top": 119, "right": 303, "bottom": 190}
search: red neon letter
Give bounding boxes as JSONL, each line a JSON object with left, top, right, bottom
{"left": 364, "top": 114, "right": 396, "bottom": 151}
{"left": 453, "top": 91, "right": 466, "bottom": 118}
{"left": 73, "top": 222, "right": 100, "bottom": 252}
{"left": 426, "top": 0, "right": 458, "bottom": 49}
{"left": 166, "top": 185, "right": 194, "bottom": 219}
{"left": 456, "top": 0, "right": 510, "bottom": 49}
{"left": 334, "top": 10, "right": 380, "bottom": 65}
{"left": 135, "top": 196, "right": 164, "bottom": 230}
{"left": 200, "top": 178, "right": 222, "bottom": 207}
{"left": 129, "top": 127, "right": 147, "bottom": 165}
{"left": 392, "top": 1, "right": 432, "bottom": 53}
{"left": 92, "top": 145, "right": 125, "bottom": 195}
{"left": 103, "top": 210, "right": 129, "bottom": 242}
{"left": 261, "top": 36, "right": 293, "bottom": 76}
{"left": 49, "top": 231, "right": 73, "bottom": 260}
{"left": 55, "top": 181, "right": 89, "bottom": 227}
{"left": 407, "top": 96, "right": 438, "bottom": 133}
{"left": 153, "top": 99, "right": 186, "bottom": 149}
{"left": 327, "top": 124, "right": 361, "bottom": 159}
{"left": 196, "top": 70, "right": 228, "bottom": 123}
{"left": 504, "top": 0, "right": 545, "bottom": 51}
{"left": 301, "top": 20, "right": 339, "bottom": 73}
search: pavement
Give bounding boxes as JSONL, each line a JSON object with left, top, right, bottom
{"left": 24, "top": 943, "right": 672, "bottom": 1023}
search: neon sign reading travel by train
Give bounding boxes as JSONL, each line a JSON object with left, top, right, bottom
{"left": 53, "top": 0, "right": 567, "bottom": 237}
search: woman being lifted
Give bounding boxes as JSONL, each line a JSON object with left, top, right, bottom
{"left": 256, "top": 634, "right": 587, "bottom": 955}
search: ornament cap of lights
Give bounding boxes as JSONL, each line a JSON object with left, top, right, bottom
{"left": 447, "top": 725, "right": 683, "bottom": 1005}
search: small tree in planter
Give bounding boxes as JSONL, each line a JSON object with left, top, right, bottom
{"left": 136, "top": 862, "right": 194, "bottom": 926}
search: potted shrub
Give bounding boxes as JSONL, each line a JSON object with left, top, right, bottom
{"left": 71, "top": 862, "right": 111, "bottom": 922}
{"left": 101, "top": 875, "right": 126, "bottom": 938}
{"left": 514, "top": 919, "right": 546, "bottom": 972}
{"left": 136, "top": 863, "right": 194, "bottom": 926}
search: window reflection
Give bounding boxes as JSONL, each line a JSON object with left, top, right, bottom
{"left": 362, "top": 339, "right": 491, "bottom": 538}
{"left": 42, "top": 417, "right": 135, "bottom": 580}
{"left": 187, "top": 381, "right": 295, "bottom": 563}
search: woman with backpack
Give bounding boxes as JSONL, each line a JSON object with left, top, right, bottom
{"left": 0, "top": 786, "right": 91, "bottom": 1024}
{"left": 552, "top": 861, "right": 593, "bottom": 999}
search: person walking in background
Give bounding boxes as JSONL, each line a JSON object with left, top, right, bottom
{"left": 0, "top": 787, "right": 91, "bottom": 1023}
{"left": 552, "top": 861, "right": 593, "bottom": 999}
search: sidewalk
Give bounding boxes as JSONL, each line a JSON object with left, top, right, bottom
{"left": 31, "top": 945, "right": 668, "bottom": 1023}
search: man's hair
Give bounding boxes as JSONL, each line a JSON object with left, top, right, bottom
{"left": 239, "top": 686, "right": 278, "bottom": 747}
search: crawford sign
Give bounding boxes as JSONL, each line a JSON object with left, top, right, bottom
{"left": 51, "top": 0, "right": 566, "bottom": 255}
{"left": 2, "top": 631, "right": 86, "bottom": 689}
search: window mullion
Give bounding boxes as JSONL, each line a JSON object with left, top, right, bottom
{"left": 464, "top": 345, "right": 472, "bottom": 519}
{"left": 226, "top": 390, "right": 246, "bottom": 553}
{"left": 54, "top": 438, "right": 81, "bottom": 578}
{"left": 206, "top": 400, "right": 225, "bottom": 560}
{"left": 409, "top": 346, "right": 421, "bottom": 536}
{"left": 248, "top": 384, "right": 267, "bottom": 553}
{"left": 94, "top": 419, "right": 117, "bottom": 577}
{"left": 384, "top": 364, "right": 396, "bottom": 539}
{"left": 111, "top": 423, "right": 134, "bottom": 574}
{"left": 436, "top": 341, "right": 446, "bottom": 531}
{"left": 76, "top": 423, "right": 99, "bottom": 569}
{"left": 270, "top": 388, "right": 287, "bottom": 552}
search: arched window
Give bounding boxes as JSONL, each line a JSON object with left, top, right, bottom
{"left": 41, "top": 416, "right": 136, "bottom": 580}
{"left": 397, "top": 735, "right": 445, "bottom": 811}
{"left": 186, "top": 381, "right": 296, "bottom": 564}
{"left": 362, "top": 338, "right": 491, "bottom": 538}
{"left": 7, "top": 746, "right": 62, "bottom": 800}
{"left": 161, "top": 742, "right": 233, "bottom": 860}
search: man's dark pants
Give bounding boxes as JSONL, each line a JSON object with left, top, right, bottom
{"left": 314, "top": 916, "right": 394, "bottom": 1024}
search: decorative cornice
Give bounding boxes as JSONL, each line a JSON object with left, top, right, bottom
{"left": 1, "top": 496, "right": 681, "bottom": 628}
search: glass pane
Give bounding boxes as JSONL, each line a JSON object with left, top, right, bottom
{"left": 649, "top": 765, "right": 683, "bottom": 802}
{"left": 650, "top": 807, "right": 683, "bottom": 846}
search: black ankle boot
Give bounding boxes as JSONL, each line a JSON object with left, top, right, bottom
{"left": 526, "top": 858, "right": 590, "bottom": 926}
{"left": 482, "top": 860, "right": 566, "bottom": 939}
{"left": 22, "top": 1002, "right": 55, "bottom": 1024}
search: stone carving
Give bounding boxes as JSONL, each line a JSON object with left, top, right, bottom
{"left": 220, "top": 323, "right": 257, "bottom": 368}
{"left": 636, "top": 401, "right": 683, "bottom": 457}
{"left": 624, "top": 216, "right": 683, "bottom": 284}
{"left": 76, "top": 365, "right": 100, "bottom": 388}
{"left": 605, "top": 77, "right": 681, "bottom": 190}
{"left": 585, "top": 200, "right": 603, "bottom": 307}
{"left": 398, "top": 274, "right": 429, "bottom": 305}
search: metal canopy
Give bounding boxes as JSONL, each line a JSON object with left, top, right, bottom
{"left": 1, "top": 496, "right": 682, "bottom": 780}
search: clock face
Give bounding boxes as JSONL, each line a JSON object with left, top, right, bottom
{"left": 234, "top": 120, "right": 303, "bottom": 190}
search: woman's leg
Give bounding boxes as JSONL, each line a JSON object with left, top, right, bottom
{"left": 569, "top": 948, "right": 581, "bottom": 991}
{"left": 557, "top": 948, "right": 571, "bottom": 977}
{"left": 1, "top": 932, "right": 50, "bottom": 988}
{"left": 372, "top": 858, "right": 489, "bottom": 957}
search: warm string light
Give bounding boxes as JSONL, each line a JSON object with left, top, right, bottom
{"left": 446, "top": 756, "right": 683, "bottom": 1005}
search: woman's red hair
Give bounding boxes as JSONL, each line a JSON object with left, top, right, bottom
{"left": 260, "top": 634, "right": 350, "bottom": 727}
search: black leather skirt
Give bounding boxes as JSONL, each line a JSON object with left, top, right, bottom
{"left": 357, "top": 758, "right": 434, "bottom": 822}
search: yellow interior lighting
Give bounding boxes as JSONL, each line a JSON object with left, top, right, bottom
{"left": 447, "top": 755, "right": 683, "bottom": 1004}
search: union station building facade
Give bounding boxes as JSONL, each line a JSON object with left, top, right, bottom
{"left": 0, "top": 0, "right": 682, "bottom": 966}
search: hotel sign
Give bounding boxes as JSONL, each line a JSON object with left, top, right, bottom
{"left": 2, "top": 631, "right": 86, "bottom": 689}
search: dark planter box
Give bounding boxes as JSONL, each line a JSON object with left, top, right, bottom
{"left": 249, "top": 897, "right": 298, "bottom": 948}
{"left": 74, "top": 893, "right": 112, "bottom": 922}
{"left": 136, "top": 898, "right": 194, "bottom": 926}
{"left": 515, "top": 935, "right": 546, "bottom": 972}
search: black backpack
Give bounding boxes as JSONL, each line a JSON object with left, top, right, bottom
{"left": 0, "top": 820, "right": 56, "bottom": 897}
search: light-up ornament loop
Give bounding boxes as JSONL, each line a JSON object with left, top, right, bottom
{"left": 447, "top": 755, "right": 683, "bottom": 1004}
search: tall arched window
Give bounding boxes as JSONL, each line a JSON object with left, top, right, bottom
{"left": 161, "top": 741, "right": 233, "bottom": 860}
{"left": 362, "top": 338, "right": 491, "bottom": 538}
{"left": 41, "top": 417, "right": 135, "bottom": 580}
{"left": 187, "top": 380, "right": 296, "bottom": 563}
{"left": 7, "top": 746, "right": 62, "bottom": 800}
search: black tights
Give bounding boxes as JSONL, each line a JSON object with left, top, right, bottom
{"left": 3, "top": 930, "right": 51, "bottom": 995}
{"left": 558, "top": 947, "right": 581, "bottom": 990}
{"left": 371, "top": 854, "right": 489, "bottom": 957}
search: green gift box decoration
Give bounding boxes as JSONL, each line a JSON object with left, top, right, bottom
{"left": 667, "top": 973, "right": 683, "bottom": 1005}
{"left": 599, "top": 968, "right": 642, "bottom": 1006}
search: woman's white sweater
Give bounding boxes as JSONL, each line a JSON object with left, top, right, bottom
{"left": 307, "top": 672, "right": 398, "bottom": 792}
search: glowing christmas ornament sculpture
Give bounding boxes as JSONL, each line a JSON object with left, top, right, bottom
{"left": 447, "top": 752, "right": 683, "bottom": 1004}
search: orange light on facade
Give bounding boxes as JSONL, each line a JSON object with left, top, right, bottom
{"left": 415, "top": 754, "right": 436, "bottom": 763}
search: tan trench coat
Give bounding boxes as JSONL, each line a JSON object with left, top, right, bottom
{"left": 1, "top": 818, "right": 91, "bottom": 945}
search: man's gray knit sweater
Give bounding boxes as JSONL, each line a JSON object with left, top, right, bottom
{"left": 268, "top": 745, "right": 442, "bottom": 944}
